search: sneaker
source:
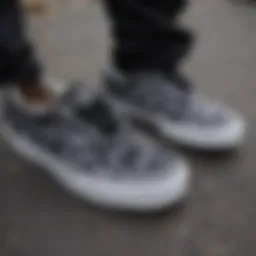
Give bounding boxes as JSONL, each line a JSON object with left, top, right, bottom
{"left": 0, "top": 85, "right": 191, "bottom": 211}
{"left": 104, "top": 69, "right": 246, "bottom": 150}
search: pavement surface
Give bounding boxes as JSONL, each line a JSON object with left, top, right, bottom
{"left": 1, "top": 0, "right": 256, "bottom": 255}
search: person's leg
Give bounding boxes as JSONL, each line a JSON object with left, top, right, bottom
{"left": 104, "top": 0, "right": 246, "bottom": 150}
{"left": 103, "top": 0, "right": 192, "bottom": 73}
{"left": 0, "top": 0, "right": 51, "bottom": 104}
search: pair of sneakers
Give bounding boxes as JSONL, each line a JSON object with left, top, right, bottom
{"left": 0, "top": 69, "right": 246, "bottom": 212}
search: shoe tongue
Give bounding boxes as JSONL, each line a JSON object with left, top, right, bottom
{"left": 62, "top": 81, "right": 118, "bottom": 135}
{"left": 133, "top": 71, "right": 191, "bottom": 91}
{"left": 127, "top": 72, "right": 191, "bottom": 119}
{"left": 61, "top": 81, "right": 99, "bottom": 108}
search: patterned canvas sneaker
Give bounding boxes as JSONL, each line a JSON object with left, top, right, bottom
{"left": 0, "top": 85, "right": 191, "bottom": 211}
{"left": 104, "top": 69, "right": 246, "bottom": 150}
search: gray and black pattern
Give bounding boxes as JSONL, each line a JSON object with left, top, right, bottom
{"left": 2, "top": 89, "right": 175, "bottom": 180}
{"left": 107, "top": 71, "right": 231, "bottom": 126}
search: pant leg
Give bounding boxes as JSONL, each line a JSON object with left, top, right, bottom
{"left": 0, "top": 0, "right": 41, "bottom": 86}
{"left": 104, "top": 0, "right": 193, "bottom": 72}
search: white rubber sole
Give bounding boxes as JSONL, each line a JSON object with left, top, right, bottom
{"left": 107, "top": 94, "right": 246, "bottom": 150}
{"left": 0, "top": 119, "right": 191, "bottom": 212}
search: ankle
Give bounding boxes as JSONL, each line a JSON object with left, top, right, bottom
{"left": 19, "top": 82, "right": 53, "bottom": 105}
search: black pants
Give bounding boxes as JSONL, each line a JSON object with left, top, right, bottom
{"left": 0, "top": 0, "right": 40, "bottom": 85}
{"left": 0, "top": 0, "right": 192, "bottom": 85}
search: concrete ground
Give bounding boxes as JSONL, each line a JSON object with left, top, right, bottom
{"left": 1, "top": 0, "right": 256, "bottom": 255}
